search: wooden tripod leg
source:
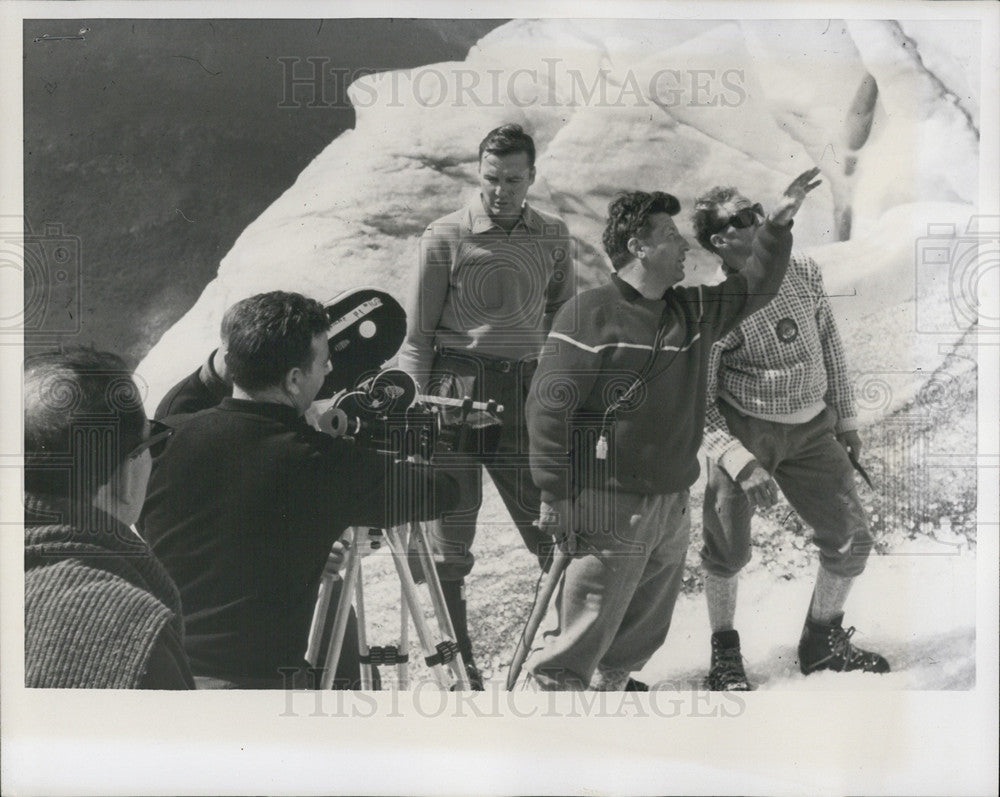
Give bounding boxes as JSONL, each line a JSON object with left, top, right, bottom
{"left": 320, "top": 528, "right": 363, "bottom": 690}
{"left": 397, "top": 525, "right": 411, "bottom": 691}
{"left": 353, "top": 556, "right": 372, "bottom": 690}
{"left": 382, "top": 525, "right": 458, "bottom": 690}
{"left": 398, "top": 590, "right": 410, "bottom": 690}
{"left": 411, "top": 520, "right": 470, "bottom": 689}
{"left": 306, "top": 569, "right": 336, "bottom": 667}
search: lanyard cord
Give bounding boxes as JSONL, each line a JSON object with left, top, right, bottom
{"left": 597, "top": 289, "right": 702, "bottom": 456}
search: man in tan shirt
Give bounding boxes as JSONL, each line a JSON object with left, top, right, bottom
{"left": 397, "top": 123, "right": 575, "bottom": 688}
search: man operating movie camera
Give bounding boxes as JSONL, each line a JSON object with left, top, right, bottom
{"left": 141, "top": 291, "right": 460, "bottom": 689}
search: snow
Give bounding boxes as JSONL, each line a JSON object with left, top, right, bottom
{"left": 637, "top": 538, "right": 976, "bottom": 690}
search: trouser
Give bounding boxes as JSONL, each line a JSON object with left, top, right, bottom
{"left": 526, "top": 488, "right": 691, "bottom": 690}
{"left": 701, "top": 403, "right": 873, "bottom": 579}
{"left": 426, "top": 350, "right": 549, "bottom": 582}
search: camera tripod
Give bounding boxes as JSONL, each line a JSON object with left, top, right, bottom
{"left": 305, "top": 519, "right": 471, "bottom": 690}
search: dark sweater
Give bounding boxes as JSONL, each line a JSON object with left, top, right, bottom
{"left": 528, "top": 220, "right": 792, "bottom": 502}
{"left": 140, "top": 398, "right": 458, "bottom": 683}
{"left": 24, "top": 495, "right": 194, "bottom": 689}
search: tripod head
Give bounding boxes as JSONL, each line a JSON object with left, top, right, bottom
{"left": 317, "top": 368, "right": 503, "bottom": 459}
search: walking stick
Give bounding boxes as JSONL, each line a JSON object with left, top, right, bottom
{"left": 506, "top": 546, "right": 572, "bottom": 690}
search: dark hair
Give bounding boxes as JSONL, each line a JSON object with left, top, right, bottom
{"left": 478, "top": 123, "right": 536, "bottom": 168}
{"left": 601, "top": 191, "right": 681, "bottom": 270}
{"left": 692, "top": 185, "right": 740, "bottom": 254}
{"left": 24, "top": 347, "right": 147, "bottom": 499}
{"left": 224, "top": 291, "right": 330, "bottom": 391}
{"left": 219, "top": 299, "right": 241, "bottom": 343}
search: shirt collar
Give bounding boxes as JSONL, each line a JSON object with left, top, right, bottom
{"left": 611, "top": 272, "right": 681, "bottom": 303}
{"left": 464, "top": 195, "right": 543, "bottom": 235}
{"left": 219, "top": 397, "right": 303, "bottom": 424}
{"left": 610, "top": 272, "right": 644, "bottom": 302}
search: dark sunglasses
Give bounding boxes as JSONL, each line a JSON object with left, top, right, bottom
{"left": 715, "top": 203, "right": 764, "bottom": 233}
{"left": 128, "top": 419, "right": 174, "bottom": 460}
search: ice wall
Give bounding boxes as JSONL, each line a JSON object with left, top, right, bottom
{"left": 138, "top": 18, "right": 981, "bottom": 416}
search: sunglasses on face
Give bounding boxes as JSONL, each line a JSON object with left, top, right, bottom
{"left": 716, "top": 203, "right": 764, "bottom": 233}
{"left": 128, "top": 419, "right": 174, "bottom": 460}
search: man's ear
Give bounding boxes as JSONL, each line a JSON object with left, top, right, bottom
{"left": 94, "top": 456, "right": 132, "bottom": 511}
{"left": 710, "top": 232, "right": 726, "bottom": 251}
{"left": 283, "top": 367, "right": 302, "bottom": 396}
{"left": 528, "top": 166, "right": 536, "bottom": 185}
{"left": 626, "top": 236, "right": 644, "bottom": 259}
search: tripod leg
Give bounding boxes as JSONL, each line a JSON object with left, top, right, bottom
{"left": 320, "top": 528, "right": 362, "bottom": 690}
{"left": 354, "top": 556, "right": 373, "bottom": 690}
{"left": 399, "top": 569, "right": 411, "bottom": 690}
{"left": 306, "top": 570, "right": 337, "bottom": 667}
{"left": 382, "top": 525, "right": 461, "bottom": 690}
{"left": 411, "top": 521, "right": 470, "bottom": 689}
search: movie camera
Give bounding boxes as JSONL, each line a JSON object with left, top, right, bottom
{"left": 304, "top": 287, "right": 505, "bottom": 690}
{"left": 313, "top": 288, "right": 503, "bottom": 458}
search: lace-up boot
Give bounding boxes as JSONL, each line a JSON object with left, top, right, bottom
{"left": 798, "top": 614, "right": 890, "bottom": 675}
{"left": 704, "top": 629, "right": 753, "bottom": 691}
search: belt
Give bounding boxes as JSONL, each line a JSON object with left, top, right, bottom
{"left": 437, "top": 347, "right": 536, "bottom": 374}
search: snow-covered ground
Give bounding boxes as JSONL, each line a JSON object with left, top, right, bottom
{"left": 637, "top": 537, "right": 976, "bottom": 691}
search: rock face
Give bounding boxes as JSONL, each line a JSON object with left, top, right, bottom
{"left": 138, "top": 18, "right": 981, "bottom": 417}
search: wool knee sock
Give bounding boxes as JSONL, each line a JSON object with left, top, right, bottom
{"left": 808, "top": 566, "right": 854, "bottom": 624}
{"left": 705, "top": 573, "right": 739, "bottom": 633}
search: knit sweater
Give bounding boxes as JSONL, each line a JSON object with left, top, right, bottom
{"left": 703, "top": 253, "right": 859, "bottom": 479}
{"left": 528, "top": 219, "right": 793, "bottom": 502}
{"left": 24, "top": 494, "right": 194, "bottom": 689}
{"left": 396, "top": 198, "right": 576, "bottom": 390}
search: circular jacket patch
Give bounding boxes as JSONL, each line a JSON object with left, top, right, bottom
{"left": 775, "top": 318, "right": 799, "bottom": 343}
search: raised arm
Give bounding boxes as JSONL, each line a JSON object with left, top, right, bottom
{"left": 741, "top": 167, "right": 822, "bottom": 316}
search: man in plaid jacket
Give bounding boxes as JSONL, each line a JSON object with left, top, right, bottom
{"left": 692, "top": 184, "right": 890, "bottom": 690}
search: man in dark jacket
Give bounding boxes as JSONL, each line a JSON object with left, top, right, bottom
{"left": 141, "top": 291, "right": 459, "bottom": 688}
{"left": 524, "top": 169, "right": 821, "bottom": 690}
{"left": 24, "top": 347, "right": 193, "bottom": 689}
{"left": 151, "top": 300, "right": 362, "bottom": 689}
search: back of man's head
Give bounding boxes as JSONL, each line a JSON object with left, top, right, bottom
{"left": 224, "top": 291, "right": 330, "bottom": 392}
{"left": 602, "top": 190, "right": 681, "bottom": 270}
{"left": 478, "top": 123, "right": 536, "bottom": 168}
{"left": 691, "top": 186, "right": 739, "bottom": 254}
{"left": 24, "top": 347, "right": 146, "bottom": 502}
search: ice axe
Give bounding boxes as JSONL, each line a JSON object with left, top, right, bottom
{"left": 846, "top": 447, "right": 875, "bottom": 489}
{"left": 506, "top": 545, "right": 572, "bottom": 690}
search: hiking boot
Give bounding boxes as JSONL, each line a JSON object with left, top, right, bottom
{"left": 798, "top": 614, "right": 890, "bottom": 675}
{"left": 704, "top": 629, "right": 753, "bottom": 691}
